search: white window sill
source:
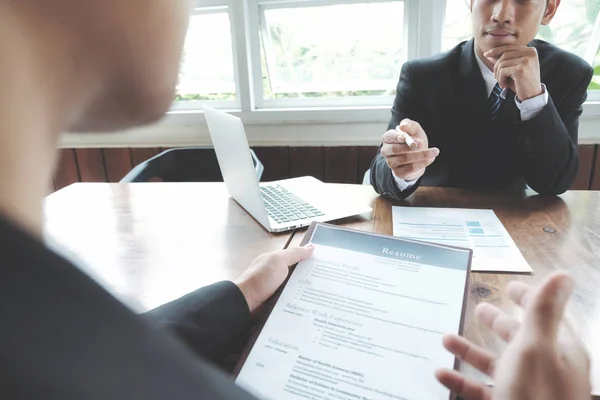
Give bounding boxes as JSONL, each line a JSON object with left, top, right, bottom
{"left": 59, "top": 101, "right": 600, "bottom": 148}
{"left": 166, "top": 106, "right": 391, "bottom": 124}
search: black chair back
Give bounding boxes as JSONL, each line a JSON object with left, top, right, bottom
{"left": 120, "top": 147, "right": 263, "bottom": 182}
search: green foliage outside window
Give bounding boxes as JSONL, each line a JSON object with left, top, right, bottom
{"left": 176, "top": 0, "right": 600, "bottom": 101}
{"left": 537, "top": 0, "right": 600, "bottom": 90}
{"left": 174, "top": 93, "right": 235, "bottom": 101}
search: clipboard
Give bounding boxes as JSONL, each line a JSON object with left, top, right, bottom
{"left": 233, "top": 221, "right": 472, "bottom": 400}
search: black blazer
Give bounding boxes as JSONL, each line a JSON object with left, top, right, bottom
{"left": 0, "top": 215, "right": 257, "bottom": 399}
{"left": 370, "top": 39, "right": 593, "bottom": 199}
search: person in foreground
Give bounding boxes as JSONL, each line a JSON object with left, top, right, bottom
{"left": 436, "top": 271, "right": 591, "bottom": 400}
{"left": 0, "top": 0, "right": 590, "bottom": 399}
{"left": 370, "top": 0, "right": 593, "bottom": 200}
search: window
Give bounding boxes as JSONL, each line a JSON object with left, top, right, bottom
{"left": 590, "top": 50, "right": 600, "bottom": 90}
{"left": 258, "top": 1, "right": 404, "bottom": 106}
{"left": 442, "top": 0, "right": 472, "bottom": 52}
{"left": 442, "top": 0, "right": 600, "bottom": 90}
{"left": 175, "top": 6, "right": 237, "bottom": 106}
{"left": 169, "top": 0, "right": 600, "bottom": 118}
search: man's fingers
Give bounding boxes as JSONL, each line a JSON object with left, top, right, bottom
{"left": 392, "top": 157, "right": 435, "bottom": 177}
{"left": 435, "top": 369, "right": 492, "bottom": 400}
{"left": 475, "top": 303, "right": 520, "bottom": 342}
{"left": 382, "top": 145, "right": 438, "bottom": 160}
{"left": 484, "top": 45, "right": 525, "bottom": 59}
{"left": 442, "top": 334, "right": 495, "bottom": 376}
{"left": 382, "top": 127, "right": 418, "bottom": 144}
{"left": 496, "top": 65, "right": 518, "bottom": 89}
{"left": 496, "top": 50, "right": 526, "bottom": 61}
{"left": 392, "top": 129, "right": 413, "bottom": 146}
{"left": 398, "top": 118, "right": 424, "bottom": 137}
{"left": 383, "top": 129, "right": 401, "bottom": 144}
{"left": 560, "top": 319, "right": 592, "bottom": 371}
{"left": 507, "top": 280, "right": 534, "bottom": 308}
{"left": 276, "top": 245, "right": 315, "bottom": 266}
{"left": 523, "top": 271, "right": 574, "bottom": 342}
{"left": 493, "top": 58, "right": 522, "bottom": 81}
{"left": 382, "top": 119, "right": 425, "bottom": 145}
{"left": 385, "top": 148, "right": 438, "bottom": 179}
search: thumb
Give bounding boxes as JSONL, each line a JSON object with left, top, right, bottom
{"left": 279, "top": 245, "right": 315, "bottom": 266}
{"left": 523, "top": 272, "right": 574, "bottom": 342}
{"left": 398, "top": 118, "right": 422, "bottom": 137}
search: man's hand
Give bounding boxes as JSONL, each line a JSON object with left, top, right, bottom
{"left": 234, "top": 245, "right": 314, "bottom": 313}
{"left": 381, "top": 118, "right": 439, "bottom": 181}
{"left": 436, "top": 272, "right": 591, "bottom": 400}
{"left": 484, "top": 45, "right": 543, "bottom": 101}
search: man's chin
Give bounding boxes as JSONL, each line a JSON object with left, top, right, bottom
{"left": 482, "top": 33, "right": 518, "bottom": 47}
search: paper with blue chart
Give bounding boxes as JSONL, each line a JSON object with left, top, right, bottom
{"left": 392, "top": 207, "right": 532, "bottom": 273}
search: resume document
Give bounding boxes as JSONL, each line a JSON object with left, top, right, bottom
{"left": 236, "top": 223, "right": 472, "bottom": 400}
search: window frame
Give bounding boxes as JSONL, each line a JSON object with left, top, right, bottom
{"left": 171, "top": 0, "right": 600, "bottom": 121}
{"left": 172, "top": 0, "right": 241, "bottom": 111}
{"left": 250, "top": 0, "right": 408, "bottom": 109}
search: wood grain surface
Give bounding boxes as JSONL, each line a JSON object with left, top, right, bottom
{"left": 44, "top": 183, "right": 293, "bottom": 312}
{"left": 289, "top": 185, "right": 600, "bottom": 396}
{"left": 45, "top": 182, "right": 600, "bottom": 396}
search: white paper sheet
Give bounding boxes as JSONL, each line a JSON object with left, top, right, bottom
{"left": 236, "top": 224, "right": 471, "bottom": 400}
{"left": 392, "top": 206, "right": 532, "bottom": 273}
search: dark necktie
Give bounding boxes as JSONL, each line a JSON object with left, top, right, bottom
{"left": 488, "top": 83, "right": 503, "bottom": 120}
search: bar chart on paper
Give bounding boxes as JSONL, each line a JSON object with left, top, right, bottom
{"left": 392, "top": 207, "right": 532, "bottom": 273}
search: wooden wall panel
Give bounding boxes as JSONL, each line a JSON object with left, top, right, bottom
{"left": 103, "top": 148, "right": 133, "bottom": 182}
{"left": 591, "top": 146, "right": 600, "bottom": 190}
{"left": 357, "top": 146, "right": 379, "bottom": 185}
{"left": 572, "top": 145, "right": 595, "bottom": 190}
{"left": 323, "top": 147, "right": 358, "bottom": 184}
{"left": 75, "top": 149, "right": 107, "bottom": 182}
{"left": 252, "top": 147, "right": 290, "bottom": 182}
{"left": 54, "top": 149, "right": 80, "bottom": 190}
{"left": 289, "top": 147, "right": 324, "bottom": 180}
{"left": 131, "top": 148, "right": 161, "bottom": 167}
{"left": 50, "top": 145, "right": 600, "bottom": 192}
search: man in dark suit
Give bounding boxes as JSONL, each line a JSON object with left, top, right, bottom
{"left": 370, "top": 0, "right": 593, "bottom": 200}
{"left": 0, "top": 0, "right": 592, "bottom": 399}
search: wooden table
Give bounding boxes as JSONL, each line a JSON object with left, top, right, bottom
{"left": 289, "top": 185, "right": 600, "bottom": 396}
{"left": 45, "top": 182, "right": 600, "bottom": 395}
{"left": 44, "top": 183, "right": 292, "bottom": 312}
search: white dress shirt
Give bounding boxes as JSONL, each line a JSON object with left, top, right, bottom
{"left": 393, "top": 50, "right": 549, "bottom": 191}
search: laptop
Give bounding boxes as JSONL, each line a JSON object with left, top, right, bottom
{"left": 203, "top": 106, "right": 372, "bottom": 233}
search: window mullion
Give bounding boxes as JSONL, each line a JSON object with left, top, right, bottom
{"left": 245, "top": 0, "right": 266, "bottom": 110}
{"left": 414, "top": 0, "right": 442, "bottom": 58}
{"left": 431, "top": 0, "right": 447, "bottom": 56}
{"left": 405, "top": 0, "right": 419, "bottom": 61}
{"left": 229, "top": 0, "right": 254, "bottom": 110}
{"left": 584, "top": 9, "right": 600, "bottom": 66}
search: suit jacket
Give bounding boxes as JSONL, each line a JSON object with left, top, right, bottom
{"left": 0, "top": 214, "right": 257, "bottom": 399}
{"left": 370, "top": 39, "right": 593, "bottom": 199}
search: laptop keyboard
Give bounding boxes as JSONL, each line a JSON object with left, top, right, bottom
{"left": 260, "top": 185, "right": 324, "bottom": 224}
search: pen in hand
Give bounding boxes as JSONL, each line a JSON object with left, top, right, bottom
{"left": 395, "top": 125, "right": 418, "bottom": 150}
